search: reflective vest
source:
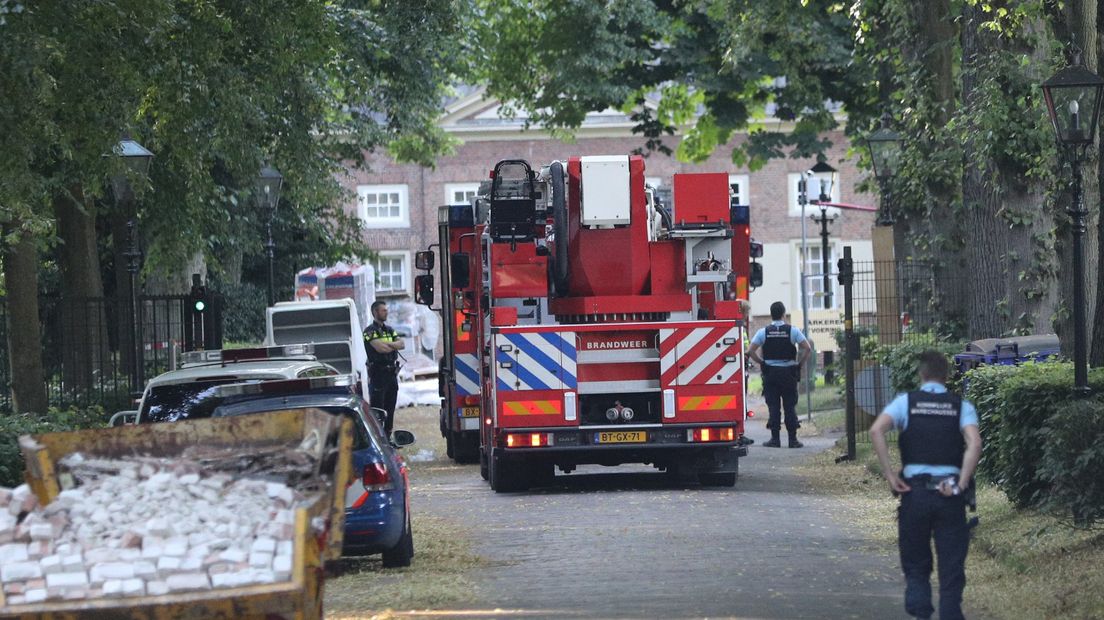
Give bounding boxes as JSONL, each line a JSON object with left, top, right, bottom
{"left": 762, "top": 324, "right": 797, "bottom": 362}
{"left": 899, "top": 391, "right": 965, "bottom": 468}
{"left": 364, "top": 321, "right": 399, "bottom": 375}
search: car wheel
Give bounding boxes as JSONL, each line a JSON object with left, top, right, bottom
{"left": 381, "top": 514, "right": 414, "bottom": 568}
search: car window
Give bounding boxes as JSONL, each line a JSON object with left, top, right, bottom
{"left": 297, "top": 366, "right": 338, "bottom": 378}
{"left": 140, "top": 380, "right": 245, "bottom": 422}
{"left": 209, "top": 399, "right": 376, "bottom": 453}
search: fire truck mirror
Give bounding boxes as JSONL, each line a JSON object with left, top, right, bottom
{"left": 414, "top": 274, "right": 435, "bottom": 306}
{"left": 415, "top": 250, "right": 435, "bottom": 271}
{"left": 750, "top": 262, "right": 764, "bottom": 288}
{"left": 450, "top": 252, "right": 471, "bottom": 288}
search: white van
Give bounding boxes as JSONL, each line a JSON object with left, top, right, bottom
{"left": 264, "top": 298, "right": 372, "bottom": 396}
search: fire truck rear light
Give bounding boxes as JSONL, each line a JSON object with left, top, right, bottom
{"left": 663, "top": 389, "right": 676, "bottom": 419}
{"left": 463, "top": 395, "right": 480, "bottom": 406}
{"left": 688, "top": 427, "right": 736, "bottom": 443}
{"left": 485, "top": 417, "right": 492, "bottom": 425}
{"left": 505, "top": 433, "right": 553, "bottom": 448}
{"left": 747, "top": 409, "right": 754, "bottom": 418}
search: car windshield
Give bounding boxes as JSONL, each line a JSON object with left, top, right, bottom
{"left": 140, "top": 380, "right": 247, "bottom": 423}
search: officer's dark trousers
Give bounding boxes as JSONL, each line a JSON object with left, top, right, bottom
{"left": 898, "top": 483, "right": 970, "bottom": 620}
{"left": 761, "top": 366, "right": 799, "bottom": 434}
{"left": 369, "top": 374, "right": 399, "bottom": 436}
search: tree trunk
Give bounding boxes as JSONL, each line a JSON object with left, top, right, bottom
{"left": 903, "top": 0, "right": 970, "bottom": 336}
{"left": 960, "top": 5, "right": 1055, "bottom": 339}
{"left": 961, "top": 7, "right": 1010, "bottom": 338}
{"left": 4, "top": 223, "right": 48, "bottom": 414}
{"left": 54, "top": 185, "right": 109, "bottom": 393}
{"left": 1090, "top": 0, "right": 1104, "bottom": 366}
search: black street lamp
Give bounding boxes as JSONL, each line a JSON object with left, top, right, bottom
{"left": 111, "top": 138, "right": 154, "bottom": 393}
{"left": 810, "top": 161, "right": 838, "bottom": 309}
{"left": 256, "top": 166, "right": 284, "bottom": 307}
{"left": 1043, "top": 51, "right": 1104, "bottom": 394}
{"left": 866, "top": 115, "right": 902, "bottom": 226}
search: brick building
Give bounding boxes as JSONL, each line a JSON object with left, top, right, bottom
{"left": 340, "top": 88, "right": 876, "bottom": 332}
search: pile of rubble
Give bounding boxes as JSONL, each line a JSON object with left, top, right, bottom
{"left": 0, "top": 450, "right": 311, "bottom": 606}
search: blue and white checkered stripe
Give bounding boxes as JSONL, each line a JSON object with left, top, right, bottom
{"left": 495, "top": 332, "right": 577, "bottom": 392}
{"left": 453, "top": 353, "right": 480, "bottom": 396}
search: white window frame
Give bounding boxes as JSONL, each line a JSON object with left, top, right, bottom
{"left": 444, "top": 182, "right": 481, "bottom": 206}
{"left": 357, "top": 184, "right": 409, "bottom": 228}
{"left": 374, "top": 251, "right": 411, "bottom": 296}
{"left": 787, "top": 172, "right": 840, "bottom": 218}
{"left": 793, "top": 241, "right": 839, "bottom": 310}
{"left": 728, "top": 174, "right": 750, "bottom": 206}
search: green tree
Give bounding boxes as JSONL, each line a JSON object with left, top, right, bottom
{"left": 0, "top": 0, "right": 469, "bottom": 412}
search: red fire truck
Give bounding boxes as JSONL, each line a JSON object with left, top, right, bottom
{"left": 415, "top": 155, "right": 758, "bottom": 492}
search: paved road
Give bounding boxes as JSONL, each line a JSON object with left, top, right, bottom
{"left": 411, "top": 413, "right": 905, "bottom": 619}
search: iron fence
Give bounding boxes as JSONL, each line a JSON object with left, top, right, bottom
{"left": 0, "top": 294, "right": 221, "bottom": 413}
{"left": 841, "top": 257, "right": 961, "bottom": 444}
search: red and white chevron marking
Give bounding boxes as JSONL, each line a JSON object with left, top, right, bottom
{"left": 659, "top": 325, "right": 742, "bottom": 386}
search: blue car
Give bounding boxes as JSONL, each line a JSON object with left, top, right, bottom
{"left": 138, "top": 373, "right": 417, "bottom": 567}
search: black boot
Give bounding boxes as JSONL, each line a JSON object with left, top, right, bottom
{"left": 763, "top": 432, "right": 781, "bottom": 448}
{"left": 788, "top": 433, "right": 803, "bottom": 449}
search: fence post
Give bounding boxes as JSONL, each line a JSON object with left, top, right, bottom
{"left": 838, "top": 246, "right": 857, "bottom": 462}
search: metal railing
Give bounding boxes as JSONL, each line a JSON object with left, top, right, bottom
{"left": 0, "top": 294, "right": 222, "bottom": 412}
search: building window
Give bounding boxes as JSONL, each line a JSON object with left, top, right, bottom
{"left": 444, "top": 182, "right": 480, "bottom": 205}
{"left": 787, "top": 173, "right": 840, "bottom": 218}
{"left": 374, "top": 251, "right": 410, "bottom": 296}
{"left": 357, "top": 184, "right": 409, "bottom": 228}
{"left": 728, "top": 174, "right": 750, "bottom": 206}
{"left": 798, "top": 244, "right": 838, "bottom": 310}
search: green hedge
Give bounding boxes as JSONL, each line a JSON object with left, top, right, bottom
{"left": 0, "top": 408, "right": 107, "bottom": 488}
{"left": 875, "top": 334, "right": 966, "bottom": 393}
{"left": 1038, "top": 396, "right": 1104, "bottom": 527}
{"left": 964, "top": 362, "right": 1104, "bottom": 518}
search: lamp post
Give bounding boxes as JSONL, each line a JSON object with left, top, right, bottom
{"left": 866, "top": 115, "right": 902, "bottom": 226}
{"left": 1042, "top": 51, "right": 1104, "bottom": 394}
{"left": 111, "top": 139, "right": 154, "bottom": 392}
{"left": 810, "top": 161, "right": 838, "bottom": 309}
{"left": 256, "top": 166, "right": 284, "bottom": 307}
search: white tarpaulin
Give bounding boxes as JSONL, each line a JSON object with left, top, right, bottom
{"left": 396, "top": 378, "right": 440, "bottom": 409}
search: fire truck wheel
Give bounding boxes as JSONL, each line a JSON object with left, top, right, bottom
{"left": 454, "top": 434, "right": 481, "bottom": 464}
{"left": 528, "top": 462, "right": 555, "bottom": 488}
{"left": 445, "top": 432, "right": 455, "bottom": 460}
{"left": 698, "top": 470, "right": 738, "bottom": 488}
{"left": 490, "top": 451, "right": 529, "bottom": 493}
{"left": 479, "top": 450, "right": 490, "bottom": 480}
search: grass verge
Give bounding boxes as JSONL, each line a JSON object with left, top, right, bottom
{"left": 799, "top": 438, "right": 1104, "bottom": 619}
{"left": 324, "top": 513, "right": 485, "bottom": 617}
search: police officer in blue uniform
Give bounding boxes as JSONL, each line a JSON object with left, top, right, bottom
{"left": 871, "top": 350, "right": 982, "bottom": 620}
{"left": 747, "top": 301, "right": 812, "bottom": 448}
{"left": 363, "top": 300, "right": 404, "bottom": 436}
